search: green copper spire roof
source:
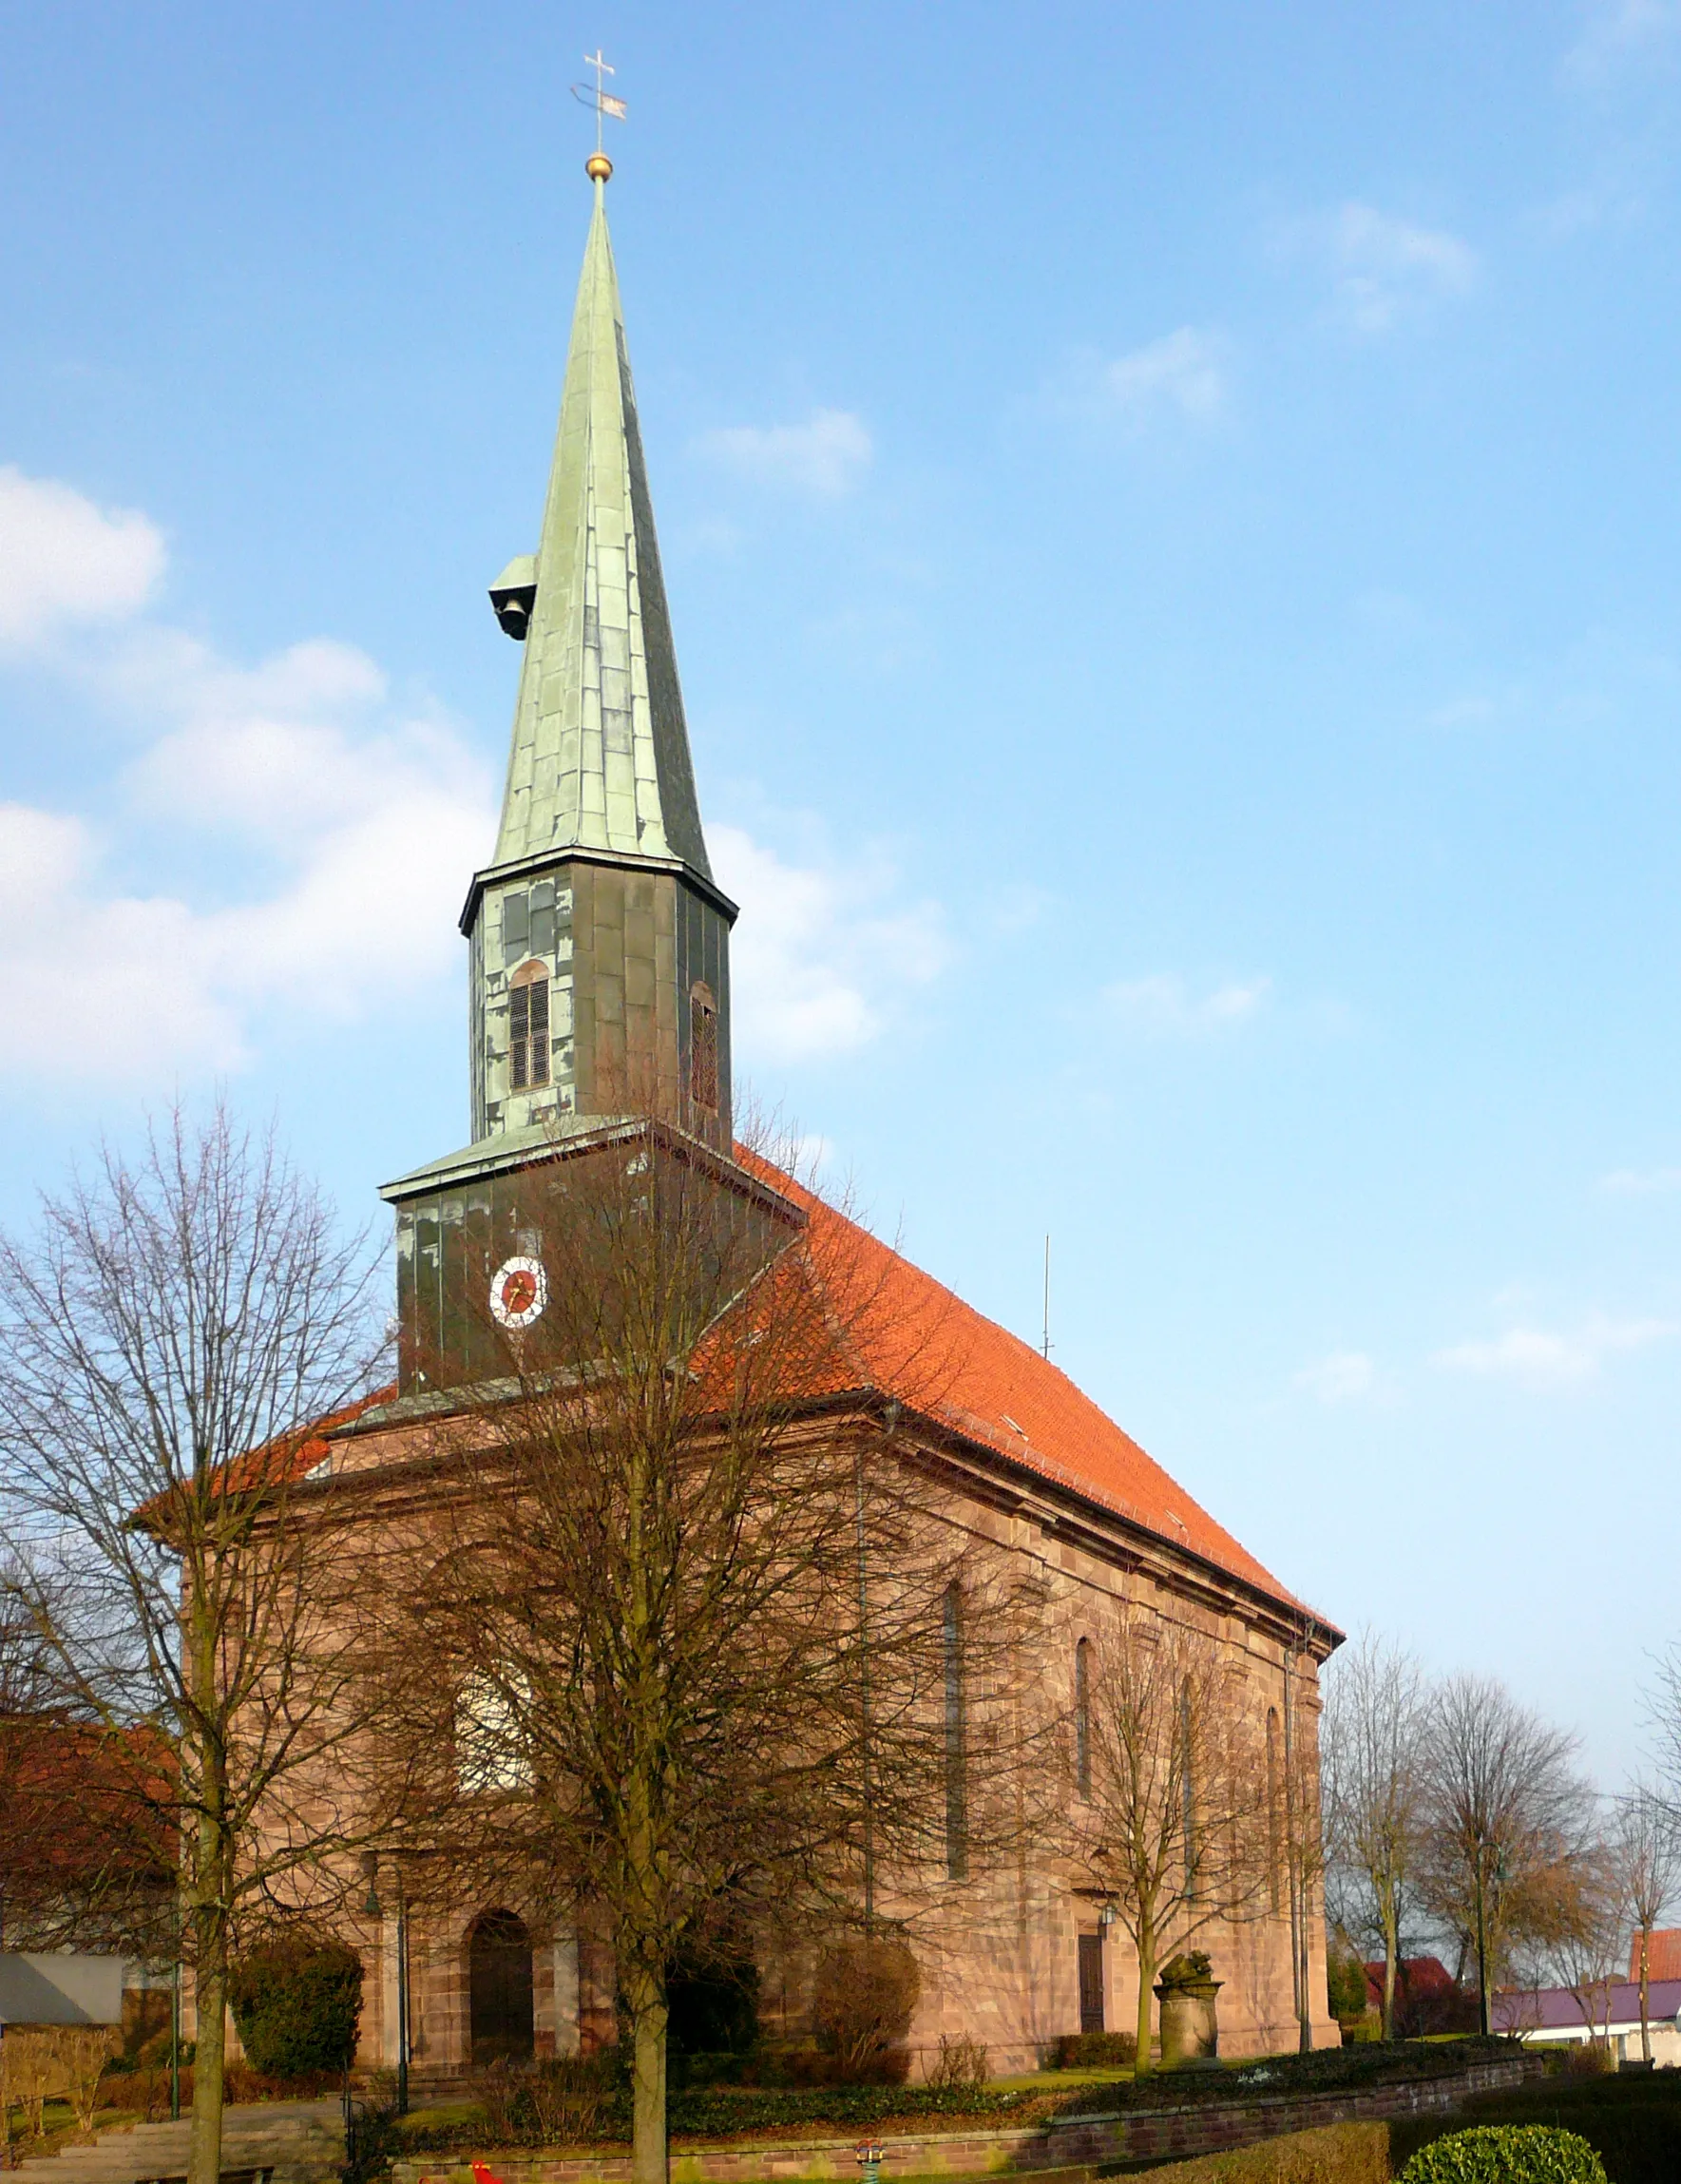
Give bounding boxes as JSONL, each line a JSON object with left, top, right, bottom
{"left": 492, "top": 178, "right": 711, "bottom": 880}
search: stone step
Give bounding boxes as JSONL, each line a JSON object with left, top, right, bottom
{"left": 10, "top": 2099, "right": 345, "bottom": 2184}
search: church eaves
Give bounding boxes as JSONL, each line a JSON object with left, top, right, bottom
{"left": 488, "top": 176, "right": 711, "bottom": 883}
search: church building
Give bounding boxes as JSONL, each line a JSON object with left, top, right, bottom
{"left": 304, "top": 151, "right": 1341, "bottom": 2079}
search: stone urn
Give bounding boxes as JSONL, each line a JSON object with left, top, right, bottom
{"left": 1155, "top": 1951, "right": 1222, "bottom": 2068}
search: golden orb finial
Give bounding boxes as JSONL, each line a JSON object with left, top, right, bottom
{"left": 586, "top": 153, "right": 613, "bottom": 182}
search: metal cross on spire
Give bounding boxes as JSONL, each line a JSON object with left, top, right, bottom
{"left": 574, "top": 48, "right": 628, "bottom": 172}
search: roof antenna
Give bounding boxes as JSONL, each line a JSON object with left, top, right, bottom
{"left": 1041, "top": 1234, "right": 1051, "bottom": 1360}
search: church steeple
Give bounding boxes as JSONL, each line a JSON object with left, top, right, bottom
{"left": 459, "top": 162, "right": 735, "bottom": 1149}
{"left": 488, "top": 171, "right": 711, "bottom": 882}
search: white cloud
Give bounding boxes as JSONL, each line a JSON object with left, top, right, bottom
{"left": 1600, "top": 1165, "right": 1681, "bottom": 1195}
{"left": 710, "top": 822, "right": 946, "bottom": 1063}
{"left": 0, "top": 475, "right": 498, "bottom": 1086}
{"left": 1293, "top": 1350, "right": 1377, "bottom": 1405}
{"left": 1281, "top": 203, "right": 1477, "bottom": 335}
{"left": 1563, "top": 0, "right": 1681, "bottom": 88}
{"left": 1435, "top": 1312, "right": 1678, "bottom": 1385}
{"left": 0, "top": 802, "right": 237, "bottom": 1076}
{"left": 0, "top": 467, "right": 165, "bottom": 646}
{"left": 1101, "top": 973, "right": 1272, "bottom": 1038}
{"left": 694, "top": 409, "right": 873, "bottom": 496}
{"left": 1049, "top": 328, "right": 1229, "bottom": 431}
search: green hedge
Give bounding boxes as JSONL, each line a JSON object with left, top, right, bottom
{"left": 1059, "top": 2038, "right": 1519, "bottom": 2117}
{"left": 1399, "top": 2124, "right": 1606, "bottom": 2184}
{"left": 1388, "top": 2060, "right": 1681, "bottom": 2184}
{"left": 1134, "top": 2122, "right": 1389, "bottom": 2183}
{"left": 227, "top": 1933, "right": 362, "bottom": 2079}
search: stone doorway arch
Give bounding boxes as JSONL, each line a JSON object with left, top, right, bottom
{"left": 468, "top": 1908, "right": 535, "bottom": 2065}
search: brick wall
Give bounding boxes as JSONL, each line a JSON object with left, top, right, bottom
{"left": 391, "top": 2052, "right": 1541, "bottom": 2184}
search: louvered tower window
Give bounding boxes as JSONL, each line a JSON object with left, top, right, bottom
{"left": 509, "top": 961, "right": 551, "bottom": 1091}
{"left": 690, "top": 981, "right": 719, "bottom": 1113}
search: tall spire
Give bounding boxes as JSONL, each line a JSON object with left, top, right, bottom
{"left": 491, "top": 172, "right": 711, "bottom": 882}
{"left": 450, "top": 164, "right": 735, "bottom": 1153}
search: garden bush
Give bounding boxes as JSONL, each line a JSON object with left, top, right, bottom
{"left": 1389, "top": 2067, "right": 1681, "bottom": 2184}
{"left": 1398, "top": 2124, "right": 1607, "bottom": 2183}
{"left": 227, "top": 1932, "right": 362, "bottom": 2078}
{"left": 925, "top": 2033, "right": 989, "bottom": 2089}
{"left": 810, "top": 1939, "right": 920, "bottom": 2083}
{"left": 1137, "top": 2122, "right": 1389, "bottom": 2184}
{"left": 1051, "top": 2028, "right": 1138, "bottom": 2068}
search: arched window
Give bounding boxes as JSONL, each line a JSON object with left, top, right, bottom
{"left": 1180, "top": 1677, "right": 1197, "bottom": 1901}
{"left": 943, "top": 1582, "right": 967, "bottom": 1880}
{"left": 690, "top": 981, "right": 719, "bottom": 1113}
{"left": 1074, "top": 1638, "right": 1092, "bottom": 1800}
{"left": 468, "top": 1908, "right": 535, "bottom": 2065}
{"left": 1266, "top": 1707, "right": 1282, "bottom": 1913}
{"left": 509, "top": 961, "right": 550, "bottom": 1092}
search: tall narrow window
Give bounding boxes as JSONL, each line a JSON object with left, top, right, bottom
{"left": 690, "top": 981, "right": 718, "bottom": 1113}
{"left": 1180, "top": 1677, "right": 1197, "bottom": 1902}
{"left": 1266, "top": 1707, "right": 1282, "bottom": 1914}
{"left": 510, "top": 962, "right": 550, "bottom": 1091}
{"left": 1074, "top": 1638, "right": 1092, "bottom": 1801}
{"left": 943, "top": 1582, "right": 967, "bottom": 1880}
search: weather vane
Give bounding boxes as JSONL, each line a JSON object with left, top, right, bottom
{"left": 572, "top": 48, "right": 627, "bottom": 179}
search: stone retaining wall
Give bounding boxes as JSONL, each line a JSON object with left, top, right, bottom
{"left": 392, "top": 2052, "right": 1541, "bottom": 2184}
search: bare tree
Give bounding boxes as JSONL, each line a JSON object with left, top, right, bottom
{"left": 1614, "top": 1785, "right": 1680, "bottom": 2063}
{"left": 1066, "top": 1611, "right": 1266, "bottom": 2075}
{"left": 1279, "top": 1627, "right": 1329, "bottom": 2053}
{"left": 373, "top": 1122, "right": 1026, "bottom": 2184}
{"left": 1530, "top": 1834, "right": 1622, "bottom": 2050}
{"left": 0, "top": 1104, "right": 389, "bottom": 2184}
{"left": 1419, "top": 1673, "right": 1589, "bottom": 2035}
{"left": 1322, "top": 1630, "right": 1428, "bottom": 2039}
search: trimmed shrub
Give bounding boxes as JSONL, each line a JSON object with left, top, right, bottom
{"left": 1051, "top": 2028, "right": 1138, "bottom": 2068}
{"left": 227, "top": 1932, "right": 362, "bottom": 2078}
{"left": 1134, "top": 2122, "right": 1390, "bottom": 2183}
{"left": 1398, "top": 2124, "right": 1608, "bottom": 2184}
{"left": 1389, "top": 2073, "right": 1681, "bottom": 2184}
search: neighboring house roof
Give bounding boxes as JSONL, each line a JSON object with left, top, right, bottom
{"left": 0, "top": 1715, "right": 175, "bottom": 1909}
{"left": 1495, "top": 1980, "right": 1681, "bottom": 2034}
{"left": 1363, "top": 1956, "right": 1456, "bottom": 2009}
{"left": 1630, "top": 1928, "right": 1681, "bottom": 1982}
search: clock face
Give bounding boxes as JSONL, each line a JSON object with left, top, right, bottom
{"left": 489, "top": 1255, "right": 548, "bottom": 1331}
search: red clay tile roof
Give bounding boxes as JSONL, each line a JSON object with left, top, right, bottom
{"left": 1364, "top": 1957, "right": 1456, "bottom": 2010}
{"left": 1631, "top": 1929, "right": 1681, "bottom": 1982}
{"left": 754, "top": 1154, "right": 1323, "bottom": 1624}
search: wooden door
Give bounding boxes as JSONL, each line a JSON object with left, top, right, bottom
{"left": 1078, "top": 1932, "right": 1105, "bottom": 2033}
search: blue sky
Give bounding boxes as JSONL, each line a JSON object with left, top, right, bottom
{"left": 2, "top": 1, "right": 1679, "bottom": 1790}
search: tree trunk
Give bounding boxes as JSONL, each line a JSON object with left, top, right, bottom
{"left": 1132, "top": 1917, "right": 1156, "bottom": 2079}
{"left": 624, "top": 1961, "right": 668, "bottom": 2184}
{"left": 1473, "top": 1862, "right": 1491, "bottom": 2040}
{"left": 1639, "top": 1925, "right": 1652, "bottom": 2064}
{"left": 1380, "top": 1890, "right": 1399, "bottom": 2041}
{"left": 186, "top": 1891, "right": 226, "bottom": 2184}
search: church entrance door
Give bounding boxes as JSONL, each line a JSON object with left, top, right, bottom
{"left": 1078, "top": 1932, "right": 1104, "bottom": 2033}
{"left": 469, "top": 1909, "right": 535, "bottom": 2065}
